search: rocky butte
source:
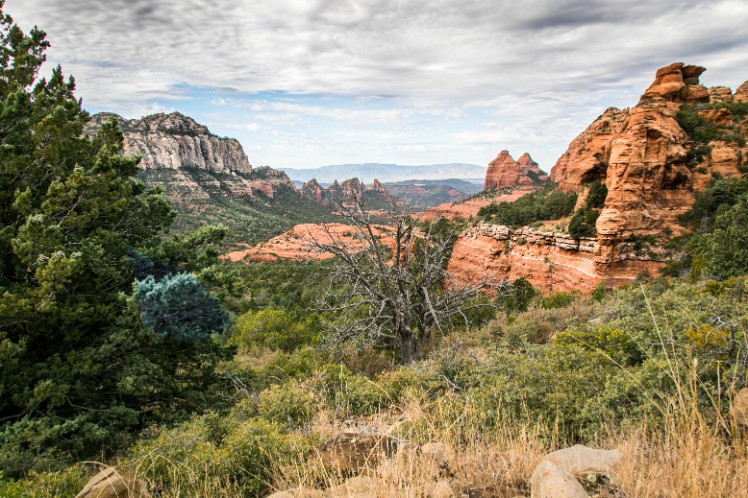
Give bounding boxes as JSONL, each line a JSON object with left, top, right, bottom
{"left": 85, "top": 112, "right": 295, "bottom": 202}
{"left": 484, "top": 150, "right": 549, "bottom": 189}
{"left": 300, "top": 177, "right": 393, "bottom": 209}
{"left": 448, "top": 63, "right": 748, "bottom": 293}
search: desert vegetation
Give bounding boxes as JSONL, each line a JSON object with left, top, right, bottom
{"left": 3, "top": 4, "right": 748, "bottom": 498}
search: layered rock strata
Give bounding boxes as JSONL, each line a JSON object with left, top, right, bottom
{"left": 450, "top": 63, "right": 748, "bottom": 293}
{"left": 85, "top": 112, "right": 294, "bottom": 200}
{"left": 447, "top": 222, "right": 665, "bottom": 293}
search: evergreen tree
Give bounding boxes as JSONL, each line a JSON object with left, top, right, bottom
{"left": 0, "top": 3, "right": 229, "bottom": 474}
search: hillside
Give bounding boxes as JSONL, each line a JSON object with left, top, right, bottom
{"left": 85, "top": 113, "right": 340, "bottom": 245}
{"left": 383, "top": 178, "right": 483, "bottom": 209}
{"left": 6, "top": 5, "right": 748, "bottom": 496}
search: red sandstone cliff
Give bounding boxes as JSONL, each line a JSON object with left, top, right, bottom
{"left": 450, "top": 63, "right": 748, "bottom": 293}
{"left": 484, "top": 150, "right": 549, "bottom": 189}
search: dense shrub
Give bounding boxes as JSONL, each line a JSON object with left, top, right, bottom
{"left": 230, "top": 308, "right": 319, "bottom": 352}
{"left": 126, "top": 413, "right": 310, "bottom": 497}
{"left": 137, "top": 273, "right": 230, "bottom": 341}
{"left": 496, "top": 277, "right": 538, "bottom": 313}
{"left": 676, "top": 104, "right": 747, "bottom": 147}
{"left": 585, "top": 181, "right": 608, "bottom": 209}
{"left": 257, "top": 381, "right": 319, "bottom": 427}
{"left": 478, "top": 183, "right": 577, "bottom": 227}
{"left": 679, "top": 176, "right": 748, "bottom": 229}
{"left": 568, "top": 205, "right": 600, "bottom": 238}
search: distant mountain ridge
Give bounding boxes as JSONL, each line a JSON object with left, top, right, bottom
{"left": 283, "top": 163, "right": 486, "bottom": 184}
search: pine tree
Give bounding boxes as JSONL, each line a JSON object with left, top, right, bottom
{"left": 0, "top": 2, "right": 229, "bottom": 474}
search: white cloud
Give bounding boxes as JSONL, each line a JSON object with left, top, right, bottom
{"left": 6, "top": 0, "right": 748, "bottom": 169}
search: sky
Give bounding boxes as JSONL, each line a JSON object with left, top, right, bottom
{"left": 6, "top": 0, "right": 748, "bottom": 172}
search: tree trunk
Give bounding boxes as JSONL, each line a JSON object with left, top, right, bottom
{"left": 399, "top": 333, "right": 415, "bottom": 364}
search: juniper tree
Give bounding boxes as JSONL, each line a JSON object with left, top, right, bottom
{"left": 0, "top": 3, "right": 229, "bottom": 474}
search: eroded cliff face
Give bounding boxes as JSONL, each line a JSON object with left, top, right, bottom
{"left": 484, "top": 150, "right": 549, "bottom": 189}
{"left": 450, "top": 63, "right": 748, "bottom": 293}
{"left": 85, "top": 112, "right": 294, "bottom": 200}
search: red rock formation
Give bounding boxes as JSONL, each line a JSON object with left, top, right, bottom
{"left": 450, "top": 63, "right": 747, "bottom": 293}
{"left": 709, "top": 86, "right": 733, "bottom": 103}
{"left": 223, "top": 223, "right": 394, "bottom": 263}
{"left": 300, "top": 178, "right": 324, "bottom": 203}
{"left": 734, "top": 80, "right": 748, "bottom": 103}
{"left": 417, "top": 187, "right": 536, "bottom": 221}
{"left": 484, "top": 151, "right": 548, "bottom": 189}
{"left": 299, "top": 177, "right": 393, "bottom": 208}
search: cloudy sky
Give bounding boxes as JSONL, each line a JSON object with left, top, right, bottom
{"left": 6, "top": 0, "right": 748, "bottom": 171}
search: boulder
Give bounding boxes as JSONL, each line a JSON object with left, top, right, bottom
{"left": 75, "top": 467, "right": 150, "bottom": 498}
{"left": 529, "top": 460, "right": 588, "bottom": 498}
{"left": 543, "top": 444, "right": 622, "bottom": 477}
{"left": 530, "top": 445, "right": 622, "bottom": 498}
{"left": 424, "top": 480, "right": 455, "bottom": 498}
{"left": 328, "top": 475, "right": 378, "bottom": 497}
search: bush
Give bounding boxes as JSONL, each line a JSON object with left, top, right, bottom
{"left": 230, "top": 308, "right": 318, "bottom": 352}
{"left": 585, "top": 181, "right": 608, "bottom": 209}
{"left": 478, "top": 183, "right": 577, "bottom": 227}
{"left": 568, "top": 206, "right": 600, "bottom": 239}
{"left": 538, "top": 291, "right": 578, "bottom": 309}
{"left": 127, "top": 413, "right": 309, "bottom": 497}
{"left": 308, "top": 364, "right": 388, "bottom": 416}
{"left": 496, "top": 277, "right": 538, "bottom": 313}
{"left": 137, "top": 273, "right": 230, "bottom": 341}
{"left": 553, "top": 326, "right": 643, "bottom": 366}
{"left": 257, "top": 381, "right": 319, "bottom": 427}
{"left": 0, "top": 466, "right": 88, "bottom": 498}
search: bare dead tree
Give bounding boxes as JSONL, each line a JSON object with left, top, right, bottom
{"left": 312, "top": 198, "right": 505, "bottom": 363}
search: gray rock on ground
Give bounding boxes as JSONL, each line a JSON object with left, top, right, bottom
{"left": 530, "top": 444, "right": 622, "bottom": 498}
{"left": 75, "top": 466, "right": 150, "bottom": 498}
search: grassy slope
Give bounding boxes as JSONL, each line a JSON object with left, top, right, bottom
{"left": 142, "top": 169, "right": 341, "bottom": 246}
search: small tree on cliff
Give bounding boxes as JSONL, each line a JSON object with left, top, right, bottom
{"left": 314, "top": 200, "right": 502, "bottom": 363}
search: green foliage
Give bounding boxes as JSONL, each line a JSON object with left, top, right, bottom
{"left": 309, "top": 364, "right": 389, "bottom": 416}
{"left": 200, "top": 260, "right": 331, "bottom": 315}
{"left": 477, "top": 183, "right": 577, "bottom": 227}
{"left": 538, "top": 291, "right": 578, "bottom": 309}
{"left": 585, "top": 181, "right": 607, "bottom": 208}
{"left": 553, "top": 326, "right": 643, "bottom": 366}
{"left": 697, "top": 194, "right": 748, "bottom": 280}
{"left": 0, "top": 6, "right": 231, "bottom": 476}
{"left": 136, "top": 273, "right": 230, "bottom": 341}
{"left": 679, "top": 176, "right": 748, "bottom": 229}
{"left": 496, "top": 277, "right": 538, "bottom": 313}
{"left": 676, "top": 104, "right": 747, "bottom": 148}
{"left": 127, "top": 412, "right": 309, "bottom": 497}
{"left": 152, "top": 224, "right": 228, "bottom": 272}
{"left": 257, "top": 380, "right": 319, "bottom": 427}
{"left": 0, "top": 466, "right": 88, "bottom": 498}
{"left": 230, "top": 308, "right": 319, "bottom": 352}
{"left": 568, "top": 205, "right": 600, "bottom": 239}
{"left": 676, "top": 177, "right": 748, "bottom": 280}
